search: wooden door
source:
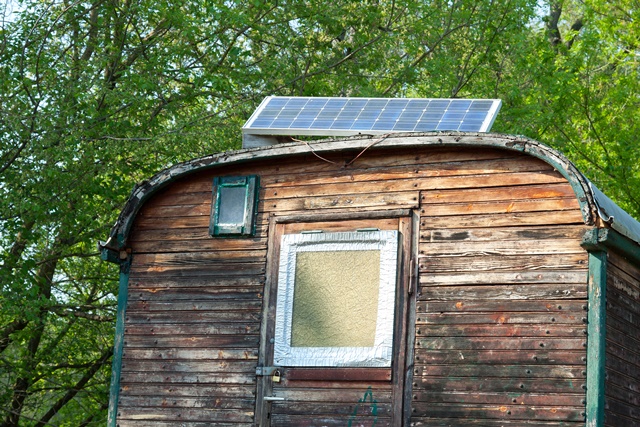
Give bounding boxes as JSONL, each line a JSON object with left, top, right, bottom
{"left": 255, "top": 213, "right": 415, "bottom": 426}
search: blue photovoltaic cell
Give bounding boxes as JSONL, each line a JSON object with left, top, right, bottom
{"left": 243, "top": 97, "right": 501, "bottom": 138}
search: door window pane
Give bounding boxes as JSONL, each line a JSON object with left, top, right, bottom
{"left": 291, "top": 250, "right": 380, "bottom": 348}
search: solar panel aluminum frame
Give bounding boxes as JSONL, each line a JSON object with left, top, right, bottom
{"left": 242, "top": 96, "right": 502, "bottom": 148}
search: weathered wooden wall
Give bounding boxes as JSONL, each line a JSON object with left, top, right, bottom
{"left": 605, "top": 252, "right": 640, "bottom": 426}
{"left": 117, "top": 145, "right": 590, "bottom": 426}
{"left": 414, "top": 150, "right": 589, "bottom": 425}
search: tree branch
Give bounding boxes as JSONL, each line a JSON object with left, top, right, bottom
{"left": 0, "top": 320, "right": 29, "bottom": 355}
{"left": 35, "top": 348, "right": 112, "bottom": 426}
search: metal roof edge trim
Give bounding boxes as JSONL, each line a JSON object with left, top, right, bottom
{"left": 582, "top": 227, "right": 640, "bottom": 265}
{"left": 589, "top": 183, "right": 640, "bottom": 246}
{"left": 101, "top": 132, "right": 604, "bottom": 254}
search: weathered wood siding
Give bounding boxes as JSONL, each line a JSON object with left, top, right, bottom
{"left": 120, "top": 164, "right": 266, "bottom": 425}
{"left": 415, "top": 150, "right": 589, "bottom": 425}
{"left": 117, "top": 146, "right": 589, "bottom": 426}
{"left": 605, "top": 252, "right": 640, "bottom": 426}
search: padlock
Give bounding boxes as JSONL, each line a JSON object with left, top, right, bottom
{"left": 272, "top": 369, "right": 281, "bottom": 383}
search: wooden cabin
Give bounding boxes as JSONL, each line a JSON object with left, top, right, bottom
{"left": 101, "top": 132, "right": 640, "bottom": 426}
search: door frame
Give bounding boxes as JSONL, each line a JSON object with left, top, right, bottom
{"left": 254, "top": 209, "right": 419, "bottom": 426}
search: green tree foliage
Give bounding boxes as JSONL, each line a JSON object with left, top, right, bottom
{"left": 498, "top": 0, "right": 640, "bottom": 215}
{"left": 0, "top": 0, "right": 637, "bottom": 424}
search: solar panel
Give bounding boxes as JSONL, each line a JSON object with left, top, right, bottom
{"left": 242, "top": 96, "right": 501, "bottom": 147}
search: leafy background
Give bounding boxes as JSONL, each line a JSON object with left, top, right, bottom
{"left": 1, "top": 0, "right": 638, "bottom": 424}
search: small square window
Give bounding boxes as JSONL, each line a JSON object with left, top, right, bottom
{"left": 274, "top": 230, "right": 398, "bottom": 367}
{"left": 210, "top": 175, "right": 259, "bottom": 237}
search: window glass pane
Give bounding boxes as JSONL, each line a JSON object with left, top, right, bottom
{"left": 291, "top": 250, "right": 380, "bottom": 348}
{"left": 218, "top": 186, "right": 246, "bottom": 225}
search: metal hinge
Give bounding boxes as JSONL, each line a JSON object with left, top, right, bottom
{"left": 255, "top": 366, "right": 281, "bottom": 376}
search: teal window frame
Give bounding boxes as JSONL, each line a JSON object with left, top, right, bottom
{"left": 210, "top": 175, "right": 259, "bottom": 236}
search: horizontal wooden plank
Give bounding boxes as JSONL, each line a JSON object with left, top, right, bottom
{"left": 130, "top": 226, "right": 215, "bottom": 242}
{"left": 132, "top": 238, "right": 267, "bottom": 254}
{"left": 132, "top": 250, "right": 266, "bottom": 266}
{"left": 125, "top": 323, "right": 260, "bottom": 336}
{"left": 282, "top": 217, "right": 399, "bottom": 233}
{"left": 133, "top": 215, "right": 210, "bottom": 230}
{"left": 129, "top": 287, "right": 263, "bottom": 302}
{"left": 604, "top": 353, "right": 640, "bottom": 384}
{"left": 607, "top": 298, "right": 640, "bottom": 332}
{"left": 261, "top": 153, "right": 548, "bottom": 189}
{"left": 130, "top": 262, "right": 266, "bottom": 275}
{"left": 277, "top": 379, "right": 394, "bottom": 390}
{"left": 413, "top": 376, "right": 586, "bottom": 395}
{"left": 422, "top": 198, "right": 579, "bottom": 217}
{"left": 420, "top": 225, "right": 587, "bottom": 242}
{"left": 414, "top": 349, "right": 586, "bottom": 365}
{"left": 270, "top": 414, "right": 390, "bottom": 427}
{"left": 413, "top": 391, "right": 585, "bottom": 406}
{"left": 284, "top": 368, "right": 391, "bottom": 382}
{"left": 127, "top": 300, "right": 262, "bottom": 312}
{"left": 419, "top": 300, "right": 587, "bottom": 313}
{"left": 420, "top": 253, "right": 587, "bottom": 273}
{"left": 117, "top": 407, "right": 254, "bottom": 422}
{"left": 604, "top": 397, "right": 640, "bottom": 423}
{"left": 119, "top": 395, "right": 254, "bottom": 410}
{"left": 122, "top": 348, "right": 258, "bottom": 361}
{"left": 420, "top": 238, "right": 585, "bottom": 255}
{"left": 605, "top": 410, "right": 640, "bottom": 427}
{"left": 119, "top": 384, "right": 255, "bottom": 398}
{"left": 262, "top": 170, "right": 566, "bottom": 201}
{"left": 125, "top": 310, "right": 262, "bottom": 323}
{"left": 272, "top": 386, "right": 392, "bottom": 400}
{"left": 124, "top": 334, "right": 259, "bottom": 348}
{"left": 421, "top": 182, "right": 577, "bottom": 204}
{"left": 157, "top": 149, "right": 533, "bottom": 195}
{"left": 121, "top": 359, "right": 256, "bottom": 374}
{"left": 120, "top": 372, "right": 256, "bottom": 385}
{"left": 269, "top": 401, "right": 391, "bottom": 416}
{"left": 415, "top": 337, "right": 586, "bottom": 351}
{"left": 605, "top": 341, "right": 640, "bottom": 378}
{"left": 609, "top": 251, "right": 640, "bottom": 282}
{"left": 606, "top": 315, "right": 640, "bottom": 355}
{"left": 415, "top": 311, "right": 585, "bottom": 325}
{"left": 137, "top": 191, "right": 212, "bottom": 209}
{"left": 416, "top": 324, "right": 586, "bottom": 338}
{"left": 137, "top": 203, "right": 211, "bottom": 218}
{"left": 410, "top": 402, "right": 585, "bottom": 422}
{"left": 117, "top": 422, "right": 250, "bottom": 427}
{"left": 604, "top": 369, "right": 640, "bottom": 404}
{"left": 128, "top": 276, "right": 262, "bottom": 288}
{"left": 261, "top": 190, "right": 419, "bottom": 212}
{"left": 414, "top": 364, "right": 585, "bottom": 379}
{"left": 606, "top": 383, "right": 640, "bottom": 408}
{"left": 409, "top": 418, "right": 584, "bottom": 426}
{"left": 419, "top": 284, "right": 588, "bottom": 301}
{"left": 419, "top": 271, "right": 587, "bottom": 286}
{"left": 420, "top": 210, "right": 585, "bottom": 228}
{"left": 608, "top": 284, "right": 640, "bottom": 318}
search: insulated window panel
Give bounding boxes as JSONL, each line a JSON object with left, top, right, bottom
{"left": 274, "top": 230, "right": 398, "bottom": 367}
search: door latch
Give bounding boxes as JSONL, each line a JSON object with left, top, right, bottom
{"left": 272, "top": 369, "right": 281, "bottom": 383}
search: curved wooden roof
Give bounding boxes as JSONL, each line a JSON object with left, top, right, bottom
{"left": 100, "top": 132, "right": 640, "bottom": 253}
